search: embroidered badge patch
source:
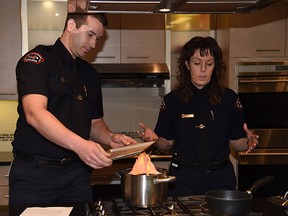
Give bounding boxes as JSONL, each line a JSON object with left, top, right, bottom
{"left": 23, "top": 52, "right": 44, "bottom": 64}
{"left": 235, "top": 97, "right": 243, "bottom": 110}
{"left": 160, "top": 100, "right": 167, "bottom": 111}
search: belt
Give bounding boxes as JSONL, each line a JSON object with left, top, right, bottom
{"left": 13, "top": 151, "right": 78, "bottom": 166}
{"left": 172, "top": 155, "right": 230, "bottom": 173}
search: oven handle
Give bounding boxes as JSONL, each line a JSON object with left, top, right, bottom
{"left": 239, "top": 79, "right": 288, "bottom": 83}
{"left": 239, "top": 152, "right": 288, "bottom": 156}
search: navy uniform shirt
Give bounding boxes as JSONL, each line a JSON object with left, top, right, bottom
{"left": 13, "top": 39, "right": 103, "bottom": 159}
{"left": 155, "top": 85, "right": 246, "bottom": 163}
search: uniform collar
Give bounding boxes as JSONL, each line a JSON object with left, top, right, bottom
{"left": 54, "top": 38, "right": 76, "bottom": 65}
{"left": 191, "top": 83, "right": 209, "bottom": 94}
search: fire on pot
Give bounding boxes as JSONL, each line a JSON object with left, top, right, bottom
{"left": 116, "top": 152, "right": 176, "bottom": 208}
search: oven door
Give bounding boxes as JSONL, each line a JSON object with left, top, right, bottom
{"left": 237, "top": 67, "right": 288, "bottom": 198}
{"left": 237, "top": 149, "right": 288, "bottom": 197}
{"left": 238, "top": 74, "right": 288, "bottom": 148}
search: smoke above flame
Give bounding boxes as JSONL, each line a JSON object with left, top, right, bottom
{"left": 129, "top": 152, "right": 160, "bottom": 175}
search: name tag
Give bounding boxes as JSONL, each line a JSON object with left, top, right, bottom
{"left": 181, "top": 114, "right": 194, "bottom": 118}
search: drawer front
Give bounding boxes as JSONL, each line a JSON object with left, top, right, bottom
{"left": 0, "top": 166, "right": 10, "bottom": 186}
{"left": 0, "top": 186, "right": 9, "bottom": 206}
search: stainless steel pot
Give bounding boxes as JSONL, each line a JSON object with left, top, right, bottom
{"left": 116, "top": 167, "right": 176, "bottom": 208}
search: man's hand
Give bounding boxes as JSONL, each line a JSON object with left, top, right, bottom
{"left": 75, "top": 140, "right": 113, "bottom": 170}
{"left": 108, "top": 134, "right": 138, "bottom": 149}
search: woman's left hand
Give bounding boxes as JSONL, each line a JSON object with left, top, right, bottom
{"left": 243, "top": 123, "right": 259, "bottom": 153}
{"left": 137, "top": 122, "right": 158, "bottom": 142}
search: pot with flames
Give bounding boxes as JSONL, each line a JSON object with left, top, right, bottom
{"left": 116, "top": 153, "right": 176, "bottom": 208}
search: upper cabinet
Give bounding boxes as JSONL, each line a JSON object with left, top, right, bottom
{"left": 286, "top": 3, "right": 288, "bottom": 56}
{"left": 227, "top": 1, "right": 287, "bottom": 57}
{"left": 87, "top": 14, "right": 165, "bottom": 64}
{"left": 0, "top": 0, "right": 22, "bottom": 99}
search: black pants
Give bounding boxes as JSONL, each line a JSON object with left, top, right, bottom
{"left": 9, "top": 157, "right": 93, "bottom": 205}
{"left": 168, "top": 159, "right": 237, "bottom": 197}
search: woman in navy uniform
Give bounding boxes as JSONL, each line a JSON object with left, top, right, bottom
{"left": 9, "top": 13, "right": 136, "bottom": 205}
{"left": 139, "top": 36, "right": 258, "bottom": 196}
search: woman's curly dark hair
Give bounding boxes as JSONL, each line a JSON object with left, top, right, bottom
{"left": 175, "top": 36, "right": 226, "bottom": 105}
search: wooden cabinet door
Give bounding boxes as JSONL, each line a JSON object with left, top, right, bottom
{"left": 120, "top": 14, "right": 165, "bottom": 63}
{"left": 229, "top": 1, "right": 287, "bottom": 57}
{"left": 87, "top": 14, "right": 165, "bottom": 64}
{"left": 121, "top": 30, "right": 165, "bottom": 63}
{"left": 286, "top": 3, "right": 288, "bottom": 56}
{"left": 0, "top": 0, "right": 21, "bottom": 99}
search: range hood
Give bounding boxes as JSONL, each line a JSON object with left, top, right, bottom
{"left": 92, "top": 63, "right": 170, "bottom": 88}
{"left": 68, "top": 0, "right": 279, "bottom": 14}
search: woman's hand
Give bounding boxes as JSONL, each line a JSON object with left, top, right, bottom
{"left": 244, "top": 123, "right": 259, "bottom": 153}
{"left": 137, "top": 122, "right": 158, "bottom": 142}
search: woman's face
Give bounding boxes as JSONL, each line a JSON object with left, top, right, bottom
{"left": 185, "top": 49, "right": 215, "bottom": 89}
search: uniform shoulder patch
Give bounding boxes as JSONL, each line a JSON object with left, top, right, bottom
{"left": 23, "top": 52, "right": 44, "bottom": 64}
{"left": 160, "top": 100, "right": 167, "bottom": 111}
{"left": 235, "top": 97, "right": 243, "bottom": 110}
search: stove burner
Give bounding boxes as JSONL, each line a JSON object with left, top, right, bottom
{"left": 111, "top": 196, "right": 263, "bottom": 216}
{"left": 113, "top": 198, "right": 190, "bottom": 216}
{"left": 177, "top": 195, "right": 210, "bottom": 215}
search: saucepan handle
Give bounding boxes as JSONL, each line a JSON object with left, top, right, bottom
{"left": 153, "top": 176, "right": 176, "bottom": 184}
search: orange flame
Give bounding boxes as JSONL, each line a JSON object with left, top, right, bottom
{"left": 129, "top": 152, "right": 160, "bottom": 175}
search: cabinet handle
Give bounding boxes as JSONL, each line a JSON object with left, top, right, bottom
{"left": 126, "top": 56, "right": 149, "bottom": 59}
{"left": 4, "top": 174, "right": 9, "bottom": 178}
{"left": 0, "top": 93, "right": 17, "bottom": 95}
{"left": 5, "top": 195, "right": 9, "bottom": 198}
{"left": 95, "top": 56, "right": 116, "bottom": 59}
{"left": 255, "top": 49, "right": 281, "bottom": 52}
{"left": 239, "top": 79, "right": 288, "bottom": 83}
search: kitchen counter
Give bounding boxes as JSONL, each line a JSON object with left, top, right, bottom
{"left": 0, "top": 198, "right": 287, "bottom": 216}
{"left": 0, "top": 202, "right": 114, "bottom": 216}
{"left": 0, "top": 152, "right": 13, "bottom": 165}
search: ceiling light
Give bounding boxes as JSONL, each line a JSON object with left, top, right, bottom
{"left": 159, "top": 0, "right": 172, "bottom": 12}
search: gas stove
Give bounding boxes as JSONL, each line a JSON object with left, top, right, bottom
{"left": 99, "top": 195, "right": 263, "bottom": 216}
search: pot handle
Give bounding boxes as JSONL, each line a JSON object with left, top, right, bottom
{"left": 153, "top": 176, "right": 176, "bottom": 184}
{"left": 246, "top": 175, "right": 274, "bottom": 194}
{"left": 115, "top": 171, "right": 121, "bottom": 178}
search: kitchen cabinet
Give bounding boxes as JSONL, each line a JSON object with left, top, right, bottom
{"left": 0, "top": 165, "right": 10, "bottom": 205}
{"left": 0, "top": 0, "right": 22, "bottom": 100}
{"left": 216, "top": 1, "right": 288, "bottom": 90}
{"left": 286, "top": 3, "right": 288, "bottom": 56}
{"left": 228, "top": 1, "right": 287, "bottom": 57}
{"left": 88, "top": 14, "right": 165, "bottom": 64}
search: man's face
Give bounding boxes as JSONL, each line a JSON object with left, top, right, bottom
{"left": 69, "top": 16, "right": 105, "bottom": 58}
{"left": 185, "top": 49, "right": 215, "bottom": 89}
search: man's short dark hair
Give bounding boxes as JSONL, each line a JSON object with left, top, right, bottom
{"left": 64, "top": 13, "right": 108, "bottom": 31}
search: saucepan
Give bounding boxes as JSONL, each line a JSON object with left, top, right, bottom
{"left": 205, "top": 175, "right": 274, "bottom": 215}
{"left": 116, "top": 167, "right": 176, "bottom": 208}
{"left": 267, "top": 191, "right": 288, "bottom": 210}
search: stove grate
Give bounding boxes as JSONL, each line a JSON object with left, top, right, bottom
{"left": 112, "top": 197, "right": 263, "bottom": 216}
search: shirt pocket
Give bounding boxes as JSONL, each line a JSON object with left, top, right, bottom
{"left": 175, "top": 115, "right": 197, "bottom": 136}
{"left": 50, "top": 75, "right": 70, "bottom": 96}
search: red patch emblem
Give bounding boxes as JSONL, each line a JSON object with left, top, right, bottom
{"left": 23, "top": 52, "right": 44, "bottom": 64}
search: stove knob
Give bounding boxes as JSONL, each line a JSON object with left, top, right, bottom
{"left": 101, "top": 209, "right": 105, "bottom": 215}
